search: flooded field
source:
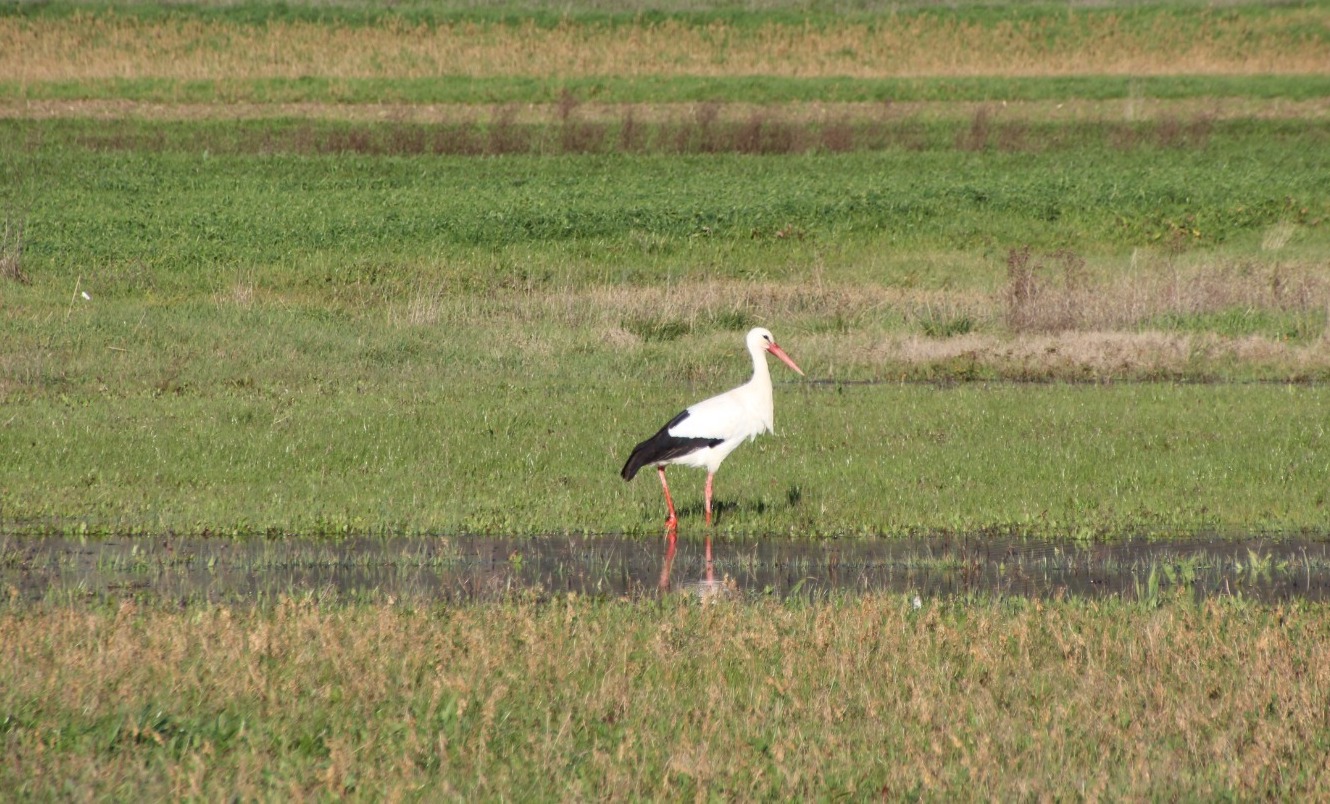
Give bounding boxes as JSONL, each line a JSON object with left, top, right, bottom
{"left": 3, "top": 532, "right": 1330, "bottom": 606}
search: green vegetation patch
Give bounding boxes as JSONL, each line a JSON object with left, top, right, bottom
{"left": 1152, "top": 308, "right": 1325, "bottom": 341}
{"left": 5, "top": 117, "right": 1328, "bottom": 274}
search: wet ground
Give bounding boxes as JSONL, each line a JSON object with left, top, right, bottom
{"left": 3, "top": 532, "right": 1330, "bottom": 606}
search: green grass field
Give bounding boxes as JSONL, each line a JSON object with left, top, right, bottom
{"left": 3, "top": 1, "right": 1330, "bottom": 797}
{"left": 3, "top": 113, "right": 1328, "bottom": 536}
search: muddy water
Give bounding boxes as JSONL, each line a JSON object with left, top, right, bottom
{"left": 4, "top": 532, "right": 1330, "bottom": 606}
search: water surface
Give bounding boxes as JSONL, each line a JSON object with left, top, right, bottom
{"left": 4, "top": 532, "right": 1329, "bottom": 605}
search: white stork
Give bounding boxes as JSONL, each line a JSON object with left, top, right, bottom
{"left": 621, "top": 327, "right": 804, "bottom": 530}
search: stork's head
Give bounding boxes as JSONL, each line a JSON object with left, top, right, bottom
{"left": 747, "top": 327, "right": 804, "bottom": 376}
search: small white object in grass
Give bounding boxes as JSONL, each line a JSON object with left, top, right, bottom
{"left": 81, "top": 291, "right": 91, "bottom": 300}
{"left": 912, "top": 595, "right": 922, "bottom": 610}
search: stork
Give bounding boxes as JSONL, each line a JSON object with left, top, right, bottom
{"left": 620, "top": 327, "right": 804, "bottom": 531}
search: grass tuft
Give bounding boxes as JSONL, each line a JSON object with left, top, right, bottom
{"left": 0, "top": 212, "right": 27, "bottom": 285}
{"left": 1004, "top": 246, "right": 1090, "bottom": 333}
{"left": 622, "top": 315, "right": 690, "bottom": 343}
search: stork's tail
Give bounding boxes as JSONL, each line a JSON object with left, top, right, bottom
{"left": 620, "top": 444, "right": 651, "bottom": 481}
{"left": 621, "top": 414, "right": 723, "bottom": 482}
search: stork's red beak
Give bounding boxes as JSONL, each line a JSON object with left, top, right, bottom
{"left": 767, "top": 342, "right": 804, "bottom": 376}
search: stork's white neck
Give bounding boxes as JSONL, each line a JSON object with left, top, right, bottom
{"left": 749, "top": 341, "right": 772, "bottom": 387}
{"left": 743, "top": 341, "right": 776, "bottom": 434}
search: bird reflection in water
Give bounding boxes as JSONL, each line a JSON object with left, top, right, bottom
{"left": 658, "top": 533, "right": 738, "bottom": 600}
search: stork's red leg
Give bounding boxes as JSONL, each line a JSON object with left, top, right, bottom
{"left": 657, "top": 466, "right": 678, "bottom": 531}
{"left": 702, "top": 470, "right": 712, "bottom": 526}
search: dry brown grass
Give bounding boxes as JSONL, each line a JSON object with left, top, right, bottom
{"left": 379, "top": 267, "right": 1330, "bottom": 380}
{"left": 3, "top": 596, "right": 1329, "bottom": 798}
{"left": 215, "top": 277, "right": 258, "bottom": 309}
{"left": 543, "top": 278, "right": 952, "bottom": 329}
{"left": 519, "top": 258, "right": 1328, "bottom": 340}
{"left": 5, "top": 13, "right": 1329, "bottom": 83}
{"left": 1002, "top": 249, "right": 1330, "bottom": 334}
{"left": 5, "top": 98, "right": 1329, "bottom": 125}
{"left": 869, "top": 330, "right": 1330, "bottom": 381}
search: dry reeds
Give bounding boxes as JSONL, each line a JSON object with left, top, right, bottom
{"left": 1004, "top": 246, "right": 1090, "bottom": 333}
{"left": 19, "top": 102, "right": 1239, "bottom": 157}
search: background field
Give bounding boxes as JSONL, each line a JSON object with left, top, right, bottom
{"left": 3, "top": 111, "right": 1328, "bottom": 535}
{"left": 2, "top": 2, "right": 1330, "bottom": 796}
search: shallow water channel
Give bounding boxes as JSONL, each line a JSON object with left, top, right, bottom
{"left": 4, "top": 532, "right": 1330, "bottom": 605}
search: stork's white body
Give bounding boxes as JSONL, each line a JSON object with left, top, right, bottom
{"left": 659, "top": 342, "right": 777, "bottom": 473}
{"left": 621, "top": 327, "right": 803, "bottom": 530}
